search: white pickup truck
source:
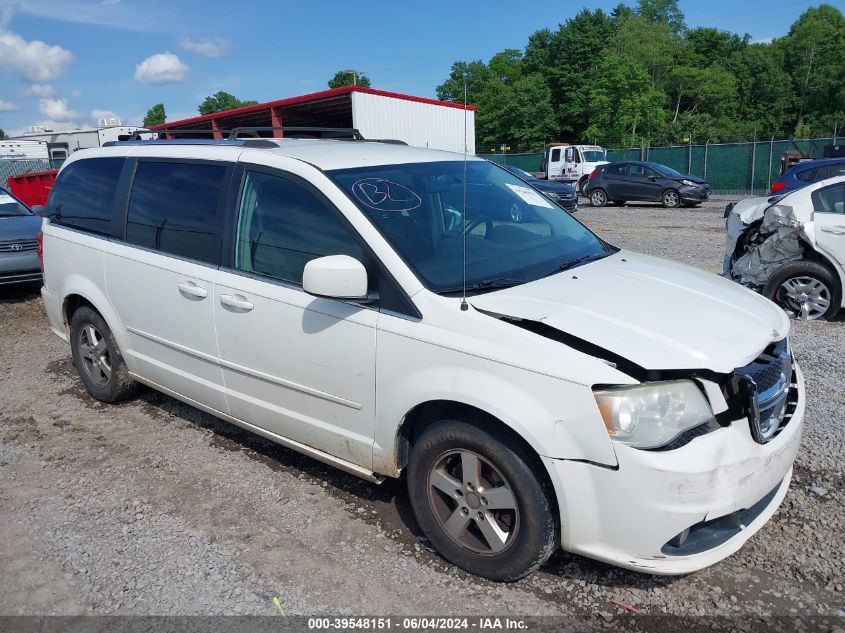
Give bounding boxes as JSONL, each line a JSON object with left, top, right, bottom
{"left": 543, "top": 143, "right": 608, "bottom": 194}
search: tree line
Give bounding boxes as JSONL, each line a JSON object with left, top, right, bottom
{"left": 436, "top": 1, "right": 845, "bottom": 151}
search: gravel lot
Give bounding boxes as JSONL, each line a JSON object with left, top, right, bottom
{"left": 0, "top": 196, "right": 842, "bottom": 619}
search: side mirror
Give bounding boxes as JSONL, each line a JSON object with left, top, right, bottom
{"left": 648, "top": 175, "right": 658, "bottom": 181}
{"left": 303, "top": 255, "right": 371, "bottom": 301}
{"left": 31, "top": 205, "right": 46, "bottom": 217}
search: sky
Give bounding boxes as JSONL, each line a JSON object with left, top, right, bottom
{"left": 0, "top": 0, "right": 836, "bottom": 135}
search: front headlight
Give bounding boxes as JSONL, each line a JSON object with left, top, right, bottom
{"left": 681, "top": 179, "right": 698, "bottom": 187}
{"left": 593, "top": 380, "right": 715, "bottom": 449}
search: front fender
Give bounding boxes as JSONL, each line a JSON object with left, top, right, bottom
{"left": 372, "top": 329, "right": 618, "bottom": 476}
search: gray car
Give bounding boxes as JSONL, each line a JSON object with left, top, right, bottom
{"left": 0, "top": 187, "right": 42, "bottom": 285}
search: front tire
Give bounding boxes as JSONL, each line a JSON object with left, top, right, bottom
{"left": 407, "top": 419, "right": 557, "bottom": 581}
{"left": 662, "top": 188, "right": 681, "bottom": 208}
{"left": 589, "top": 189, "right": 607, "bottom": 207}
{"left": 70, "top": 306, "right": 140, "bottom": 402}
{"left": 763, "top": 261, "right": 841, "bottom": 320}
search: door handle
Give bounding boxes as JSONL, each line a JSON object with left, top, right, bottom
{"left": 820, "top": 226, "right": 845, "bottom": 236}
{"left": 219, "top": 294, "right": 254, "bottom": 311}
{"left": 177, "top": 281, "right": 208, "bottom": 298}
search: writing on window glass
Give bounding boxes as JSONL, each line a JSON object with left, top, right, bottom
{"left": 351, "top": 178, "right": 422, "bottom": 212}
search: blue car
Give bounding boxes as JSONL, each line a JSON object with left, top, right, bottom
{"left": 0, "top": 186, "right": 42, "bottom": 286}
{"left": 500, "top": 165, "right": 578, "bottom": 212}
{"left": 771, "top": 157, "right": 845, "bottom": 194}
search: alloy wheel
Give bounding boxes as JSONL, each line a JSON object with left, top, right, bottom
{"left": 590, "top": 190, "right": 606, "bottom": 206}
{"left": 777, "top": 276, "right": 831, "bottom": 320}
{"left": 663, "top": 190, "right": 680, "bottom": 207}
{"left": 78, "top": 324, "right": 112, "bottom": 386}
{"left": 427, "top": 449, "right": 519, "bottom": 555}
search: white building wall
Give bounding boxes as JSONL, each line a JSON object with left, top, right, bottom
{"left": 351, "top": 91, "right": 475, "bottom": 155}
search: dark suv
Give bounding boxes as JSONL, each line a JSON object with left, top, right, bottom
{"left": 771, "top": 158, "right": 845, "bottom": 194}
{"left": 584, "top": 161, "right": 710, "bottom": 208}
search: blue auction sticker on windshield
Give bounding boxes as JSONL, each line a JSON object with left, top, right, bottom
{"left": 351, "top": 178, "right": 422, "bottom": 212}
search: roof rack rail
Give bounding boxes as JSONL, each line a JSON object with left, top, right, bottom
{"left": 125, "top": 127, "right": 364, "bottom": 141}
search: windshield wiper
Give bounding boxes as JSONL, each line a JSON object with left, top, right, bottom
{"left": 436, "top": 277, "right": 527, "bottom": 295}
{"left": 543, "top": 253, "right": 606, "bottom": 278}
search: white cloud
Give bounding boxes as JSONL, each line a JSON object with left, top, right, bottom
{"left": 134, "top": 51, "right": 189, "bottom": 85}
{"left": 24, "top": 83, "right": 54, "bottom": 98}
{"left": 39, "top": 97, "right": 78, "bottom": 122}
{"left": 179, "top": 36, "right": 230, "bottom": 58}
{"left": 91, "top": 109, "right": 121, "bottom": 125}
{"left": 0, "top": 28, "right": 73, "bottom": 82}
{"left": 0, "top": 98, "right": 16, "bottom": 111}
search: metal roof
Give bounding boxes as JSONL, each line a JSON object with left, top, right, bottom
{"left": 151, "top": 86, "right": 477, "bottom": 133}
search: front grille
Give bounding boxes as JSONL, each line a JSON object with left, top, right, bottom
{"left": 735, "top": 338, "right": 794, "bottom": 443}
{"left": 0, "top": 238, "right": 37, "bottom": 252}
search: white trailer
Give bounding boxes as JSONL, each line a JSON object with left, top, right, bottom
{"left": 9, "top": 118, "right": 143, "bottom": 161}
{"left": 0, "top": 140, "right": 49, "bottom": 161}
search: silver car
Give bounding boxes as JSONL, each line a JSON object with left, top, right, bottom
{"left": 0, "top": 187, "right": 42, "bottom": 286}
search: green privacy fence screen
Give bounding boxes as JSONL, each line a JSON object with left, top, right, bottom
{"left": 1, "top": 159, "right": 62, "bottom": 189}
{"left": 479, "top": 137, "right": 840, "bottom": 195}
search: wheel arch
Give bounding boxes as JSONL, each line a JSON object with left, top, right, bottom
{"left": 59, "top": 276, "right": 131, "bottom": 361}
{"left": 394, "top": 399, "right": 560, "bottom": 517}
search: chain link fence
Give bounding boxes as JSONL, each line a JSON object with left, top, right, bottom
{"left": 479, "top": 136, "right": 841, "bottom": 195}
{"left": 1, "top": 159, "right": 62, "bottom": 189}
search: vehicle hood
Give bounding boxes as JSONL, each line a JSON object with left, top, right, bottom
{"left": 469, "top": 250, "right": 788, "bottom": 374}
{"left": 672, "top": 174, "right": 707, "bottom": 185}
{"left": 532, "top": 180, "right": 576, "bottom": 195}
{"left": 0, "top": 214, "right": 41, "bottom": 240}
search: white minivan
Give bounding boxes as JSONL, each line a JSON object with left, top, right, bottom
{"left": 40, "top": 136, "right": 804, "bottom": 581}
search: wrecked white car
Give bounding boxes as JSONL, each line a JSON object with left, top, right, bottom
{"left": 725, "top": 176, "right": 845, "bottom": 320}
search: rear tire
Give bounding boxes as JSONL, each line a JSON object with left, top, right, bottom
{"left": 407, "top": 419, "right": 557, "bottom": 581}
{"left": 763, "top": 261, "right": 841, "bottom": 321}
{"left": 577, "top": 176, "right": 589, "bottom": 195}
{"left": 589, "top": 189, "right": 607, "bottom": 207}
{"left": 70, "top": 306, "right": 140, "bottom": 402}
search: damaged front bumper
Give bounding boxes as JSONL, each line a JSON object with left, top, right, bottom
{"left": 724, "top": 199, "right": 806, "bottom": 287}
{"left": 543, "top": 362, "right": 804, "bottom": 575}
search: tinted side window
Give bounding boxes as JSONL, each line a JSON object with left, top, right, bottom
{"left": 126, "top": 161, "right": 227, "bottom": 264}
{"left": 812, "top": 183, "right": 845, "bottom": 214}
{"left": 796, "top": 166, "right": 818, "bottom": 182}
{"left": 234, "top": 170, "right": 364, "bottom": 286}
{"left": 49, "top": 157, "right": 124, "bottom": 235}
{"left": 604, "top": 163, "right": 627, "bottom": 176}
{"left": 550, "top": 148, "right": 561, "bottom": 162}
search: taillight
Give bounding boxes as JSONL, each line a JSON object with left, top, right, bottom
{"left": 36, "top": 231, "right": 44, "bottom": 272}
{"left": 588, "top": 168, "right": 600, "bottom": 181}
{"left": 771, "top": 180, "right": 786, "bottom": 193}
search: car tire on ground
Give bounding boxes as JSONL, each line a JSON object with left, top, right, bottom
{"left": 406, "top": 419, "right": 557, "bottom": 582}
{"left": 70, "top": 306, "right": 140, "bottom": 402}
{"left": 662, "top": 189, "right": 681, "bottom": 208}
{"left": 763, "top": 260, "right": 842, "bottom": 321}
{"left": 577, "top": 177, "right": 589, "bottom": 195}
{"left": 589, "top": 189, "right": 607, "bottom": 207}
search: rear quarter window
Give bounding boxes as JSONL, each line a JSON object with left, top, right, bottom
{"left": 125, "top": 161, "right": 228, "bottom": 265}
{"left": 48, "top": 157, "right": 125, "bottom": 236}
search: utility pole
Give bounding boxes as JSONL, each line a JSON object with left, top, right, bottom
{"left": 344, "top": 69, "right": 360, "bottom": 86}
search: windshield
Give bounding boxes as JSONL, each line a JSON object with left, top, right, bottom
{"left": 0, "top": 189, "right": 31, "bottom": 217}
{"left": 329, "top": 160, "right": 614, "bottom": 293}
{"left": 648, "top": 162, "right": 682, "bottom": 177}
{"left": 582, "top": 150, "right": 606, "bottom": 162}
